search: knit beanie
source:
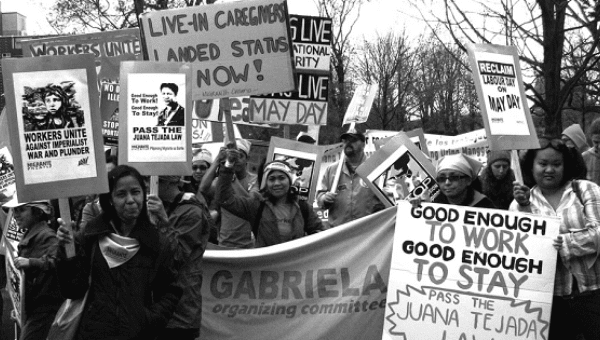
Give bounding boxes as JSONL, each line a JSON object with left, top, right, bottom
{"left": 487, "top": 150, "right": 511, "bottom": 166}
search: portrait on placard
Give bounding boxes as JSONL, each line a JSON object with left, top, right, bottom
{"left": 12, "top": 68, "right": 97, "bottom": 185}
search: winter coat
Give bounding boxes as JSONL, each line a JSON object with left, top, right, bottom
{"left": 56, "top": 214, "right": 182, "bottom": 340}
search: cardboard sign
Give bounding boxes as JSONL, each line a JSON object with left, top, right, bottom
{"left": 21, "top": 29, "right": 143, "bottom": 145}
{"left": 193, "top": 97, "right": 278, "bottom": 128}
{"left": 201, "top": 207, "right": 395, "bottom": 340}
{"left": 266, "top": 137, "right": 323, "bottom": 203}
{"left": 250, "top": 15, "right": 331, "bottom": 126}
{"left": 0, "top": 147, "right": 16, "bottom": 199}
{"left": 342, "top": 84, "right": 378, "bottom": 125}
{"left": 2, "top": 54, "right": 108, "bottom": 202}
{"left": 118, "top": 61, "right": 192, "bottom": 175}
{"left": 357, "top": 132, "right": 438, "bottom": 208}
{"left": 467, "top": 44, "right": 539, "bottom": 150}
{"left": 425, "top": 129, "right": 489, "bottom": 164}
{"left": 141, "top": 0, "right": 295, "bottom": 100}
{"left": 382, "top": 203, "right": 559, "bottom": 340}
{"left": 366, "top": 128, "right": 429, "bottom": 158}
{"left": 3, "top": 210, "right": 25, "bottom": 326}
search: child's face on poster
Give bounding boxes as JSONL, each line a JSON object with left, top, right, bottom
{"left": 44, "top": 94, "right": 62, "bottom": 114}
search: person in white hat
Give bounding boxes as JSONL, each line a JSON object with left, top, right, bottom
{"left": 199, "top": 139, "right": 259, "bottom": 248}
{"left": 3, "top": 199, "right": 62, "bottom": 340}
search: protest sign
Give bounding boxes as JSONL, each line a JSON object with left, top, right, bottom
{"left": 2, "top": 210, "right": 24, "bottom": 326}
{"left": 357, "top": 132, "right": 439, "bottom": 207}
{"left": 2, "top": 54, "right": 108, "bottom": 202}
{"left": 313, "top": 143, "right": 343, "bottom": 221}
{"left": 193, "top": 97, "right": 278, "bottom": 128}
{"left": 0, "top": 147, "right": 16, "bottom": 199}
{"left": 118, "top": 61, "right": 192, "bottom": 175}
{"left": 21, "top": 29, "right": 143, "bottom": 145}
{"left": 366, "top": 128, "right": 429, "bottom": 158}
{"left": 467, "top": 44, "right": 539, "bottom": 150}
{"left": 266, "top": 137, "right": 323, "bottom": 203}
{"left": 383, "top": 203, "right": 559, "bottom": 340}
{"left": 201, "top": 207, "right": 395, "bottom": 339}
{"left": 425, "top": 129, "right": 489, "bottom": 164}
{"left": 250, "top": 14, "right": 331, "bottom": 126}
{"left": 342, "top": 84, "right": 378, "bottom": 125}
{"left": 141, "top": 0, "right": 295, "bottom": 100}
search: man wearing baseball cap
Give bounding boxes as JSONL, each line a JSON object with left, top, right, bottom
{"left": 316, "top": 126, "right": 384, "bottom": 227}
{"left": 199, "top": 138, "right": 259, "bottom": 248}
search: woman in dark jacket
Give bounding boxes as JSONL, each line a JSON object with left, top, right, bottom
{"left": 216, "top": 154, "right": 326, "bottom": 247}
{"left": 474, "top": 150, "right": 515, "bottom": 210}
{"left": 56, "top": 165, "right": 182, "bottom": 340}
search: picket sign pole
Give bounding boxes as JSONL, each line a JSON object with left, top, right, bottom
{"left": 330, "top": 122, "right": 356, "bottom": 193}
{"left": 58, "top": 198, "right": 75, "bottom": 258}
{"left": 511, "top": 150, "right": 523, "bottom": 184}
{"left": 283, "top": 125, "right": 291, "bottom": 139}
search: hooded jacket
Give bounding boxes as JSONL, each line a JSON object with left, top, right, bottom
{"left": 563, "top": 124, "right": 589, "bottom": 153}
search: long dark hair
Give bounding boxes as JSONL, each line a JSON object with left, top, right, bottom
{"left": 99, "top": 165, "right": 150, "bottom": 228}
{"left": 521, "top": 137, "right": 587, "bottom": 188}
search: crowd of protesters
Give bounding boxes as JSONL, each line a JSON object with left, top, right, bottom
{"left": 2, "top": 118, "right": 600, "bottom": 340}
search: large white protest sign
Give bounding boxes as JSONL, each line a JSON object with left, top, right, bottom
{"left": 467, "top": 44, "right": 539, "bottom": 150}
{"left": 141, "top": 0, "right": 295, "bottom": 100}
{"left": 119, "top": 61, "right": 192, "bottom": 175}
{"left": 2, "top": 54, "right": 108, "bottom": 202}
{"left": 201, "top": 207, "right": 395, "bottom": 339}
{"left": 382, "top": 203, "right": 559, "bottom": 340}
{"left": 342, "top": 83, "right": 378, "bottom": 125}
{"left": 425, "top": 129, "right": 489, "bottom": 164}
{"left": 250, "top": 15, "right": 331, "bottom": 126}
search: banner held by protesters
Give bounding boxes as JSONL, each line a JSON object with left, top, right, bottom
{"left": 118, "top": 61, "right": 193, "bottom": 175}
{"left": 1, "top": 54, "right": 108, "bottom": 202}
{"left": 382, "top": 202, "right": 559, "bottom": 340}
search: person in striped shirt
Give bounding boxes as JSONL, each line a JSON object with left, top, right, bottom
{"left": 511, "top": 137, "right": 600, "bottom": 340}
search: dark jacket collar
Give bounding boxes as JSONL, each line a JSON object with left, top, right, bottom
{"left": 19, "top": 221, "right": 51, "bottom": 247}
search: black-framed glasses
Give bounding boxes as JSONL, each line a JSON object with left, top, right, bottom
{"left": 436, "top": 175, "right": 468, "bottom": 183}
{"left": 192, "top": 165, "right": 208, "bottom": 171}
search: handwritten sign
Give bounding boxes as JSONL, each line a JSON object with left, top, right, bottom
{"left": 467, "top": 44, "right": 539, "bottom": 150}
{"left": 193, "top": 97, "right": 278, "bottom": 128}
{"left": 141, "top": 0, "right": 295, "bottom": 99}
{"left": 2, "top": 54, "right": 107, "bottom": 201}
{"left": 382, "top": 203, "right": 559, "bottom": 340}
{"left": 250, "top": 15, "right": 331, "bottom": 126}
{"left": 118, "top": 61, "right": 192, "bottom": 175}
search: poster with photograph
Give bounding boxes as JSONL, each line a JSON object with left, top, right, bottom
{"left": 467, "top": 44, "right": 539, "bottom": 150}
{"left": 357, "top": 132, "right": 438, "bottom": 208}
{"left": 266, "top": 137, "right": 323, "bottom": 203}
{"left": 141, "top": 0, "right": 295, "bottom": 100}
{"left": 119, "top": 61, "right": 192, "bottom": 175}
{"left": 382, "top": 203, "right": 559, "bottom": 340}
{"left": 2, "top": 54, "right": 108, "bottom": 202}
{"left": 21, "top": 29, "right": 143, "bottom": 145}
{"left": 0, "top": 147, "right": 16, "bottom": 199}
{"left": 313, "top": 142, "right": 343, "bottom": 222}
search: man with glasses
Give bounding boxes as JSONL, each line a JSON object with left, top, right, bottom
{"left": 317, "top": 127, "right": 384, "bottom": 227}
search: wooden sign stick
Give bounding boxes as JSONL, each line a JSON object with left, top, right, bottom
{"left": 58, "top": 198, "right": 76, "bottom": 258}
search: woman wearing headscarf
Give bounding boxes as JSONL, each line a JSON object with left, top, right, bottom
{"left": 433, "top": 153, "right": 496, "bottom": 208}
{"left": 216, "top": 149, "right": 326, "bottom": 247}
{"left": 56, "top": 165, "right": 182, "bottom": 340}
{"left": 473, "top": 150, "right": 515, "bottom": 210}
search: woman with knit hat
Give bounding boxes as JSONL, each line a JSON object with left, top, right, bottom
{"left": 473, "top": 150, "right": 516, "bottom": 210}
{"left": 216, "top": 150, "right": 326, "bottom": 247}
{"left": 432, "top": 153, "right": 496, "bottom": 208}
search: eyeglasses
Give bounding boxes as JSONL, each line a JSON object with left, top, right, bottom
{"left": 436, "top": 175, "right": 468, "bottom": 183}
{"left": 192, "top": 165, "right": 208, "bottom": 171}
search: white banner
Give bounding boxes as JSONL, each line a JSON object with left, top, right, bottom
{"left": 201, "top": 208, "right": 396, "bottom": 339}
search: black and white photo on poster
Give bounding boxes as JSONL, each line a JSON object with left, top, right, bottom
{"left": 21, "top": 81, "right": 85, "bottom": 132}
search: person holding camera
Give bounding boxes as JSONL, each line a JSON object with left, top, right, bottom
{"left": 216, "top": 149, "right": 326, "bottom": 247}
